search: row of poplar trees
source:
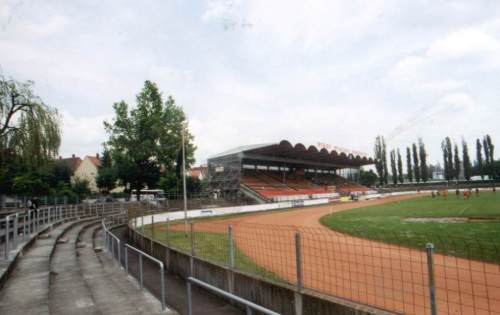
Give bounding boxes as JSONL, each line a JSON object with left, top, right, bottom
{"left": 441, "top": 135, "right": 494, "bottom": 181}
{"left": 374, "top": 136, "right": 429, "bottom": 185}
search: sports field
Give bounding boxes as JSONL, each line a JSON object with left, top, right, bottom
{"left": 143, "top": 194, "right": 500, "bottom": 315}
{"left": 321, "top": 191, "right": 500, "bottom": 262}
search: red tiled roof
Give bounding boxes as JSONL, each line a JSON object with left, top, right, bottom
{"left": 57, "top": 157, "right": 82, "bottom": 173}
{"left": 86, "top": 156, "right": 101, "bottom": 168}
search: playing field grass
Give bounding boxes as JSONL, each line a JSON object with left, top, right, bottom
{"left": 320, "top": 191, "right": 500, "bottom": 262}
{"left": 141, "top": 223, "right": 283, "bottom": 282}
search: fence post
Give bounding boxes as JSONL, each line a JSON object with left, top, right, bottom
{"left": 4, "top": 216, "right": 10, "bottom": 259}
{"left": 426, "top": 243, "right": 437, "bottom": 315}
{"left": 13, "top": 213, "right": 19, "bottom": 250}
{"left": 141, "top": 211, "right": 144, "bottom": 234}
{"left": 228, "top": 225, "right": 235, "bottom": 269}
{"left": 23, "top": 212, "right": 27, "bottom": 242}
{"left": 166, "top": 218, "right": 170, "bottom": 246}
{"left": 151, "top": 215, "right": 155, "bottom": 235}
{"left": 160, "top": 263, "right": 166, "bottom": 310}
{"left": 294, "top": 231, "right": 303, "bottom": 315}
{"left": 190, "top": 221, "right": 195, "bottom": 256}
{"left": 139, "top": 254, "right": 144, "bottom": 289}
{"left": 117, "top": 239, "right": 121, "bottom": 268}
{"left": 125, "top": 246, "right": 129, "bottom": 274}
{"left": 190, "top": 221, "right": 195, "bottom": 276}
{"left": 295, "top": 231, "right": 302, "bottom": 291}
{"left": 187, "top": 279, "right": 193, "bottom": 315}
{"left": 28, "top": 210, "right": 32, "bottom": 236}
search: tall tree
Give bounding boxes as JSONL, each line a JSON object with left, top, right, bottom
{"left": 476, "top": 139, "right": 484, "bottom": 179}
{"left": 418, "top": 138, "right": 428, "bottom": 182}
{"left": 486, "top": 135, "right": 494, "bottom": 163}
{"left": 0, "top": 75, "right": 61, "bottom": 200}
{"left": 483, "top": 137, "right": 490, "bottom": 166}
{"left": 96, "top": 149, "right": 117, "bottom": 195}
{"left": 397, "top": 149, "right": 404, "bottom": 184}
{"left": 104, "top": 81, "right": 195, "bottom": 200}
{"left": 412, "top": 143, "right": 420, "bottom": 183}
{"left": 453, "top": 144, "right": 461, "bottom": 180}
{"left": 462, "top": 139, "right": 472, "bottom": 181}
{"left": 382, "top": 138, "right": 388, "bottom": 185}
{"left": 374, "top": 136, "right": 385, "bottom": 185}
{"left": 390, "top": 149, "right": 397, "bottom": 185}
{"left": 0, "top": 75, "right": 61, "bottom": 169}
{"left": 441, "top": 137, "right": 453, "bottom": 181}
{"left": 406, "top": 147, "right": 413, "bottom": 182}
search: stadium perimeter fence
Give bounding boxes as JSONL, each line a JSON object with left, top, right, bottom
{"left": 138, "top": 218, "right": 500, "bottom": 315}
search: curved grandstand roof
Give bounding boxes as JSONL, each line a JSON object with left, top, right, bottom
{"left": 209, "top": 140, "right": 374, "bottom": 168}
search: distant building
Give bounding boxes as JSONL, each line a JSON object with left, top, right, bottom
{"left": 188, "top": 165, "right": 208, "bottom": 180}
{"left": 73, "top": 154, "right": 101, "bottom": 192}
{"left": 57, "top": 154, "right": 82, "bottom": 176}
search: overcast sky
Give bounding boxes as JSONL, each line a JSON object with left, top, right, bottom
{"left": 1, "top": 0, "right": 499, "bottom": 166}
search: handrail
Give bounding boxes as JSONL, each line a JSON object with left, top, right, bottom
{"left": 124, "top": 243, "right": 166, "bottom": 310}
{"left": 187, "top": 276, "right": 280, "bottom": 315}
{"left": 101, "top": 220, "right": 121, "bottom": 264}
{"left": 1, "top": 202, "right": 123, "bottom": 261}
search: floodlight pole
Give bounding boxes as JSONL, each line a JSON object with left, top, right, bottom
{"left": 182, "top": 123, "right": 188, "bottom": 233}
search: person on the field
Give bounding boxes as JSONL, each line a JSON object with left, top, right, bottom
{"left": 456, "top": 189, "right": 460, "bottom": 198}
{"left": 475, "top": 188, "right": 480, "bottom": 197}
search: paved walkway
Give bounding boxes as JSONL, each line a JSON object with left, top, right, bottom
{"left": 80, "top": 223, "right": 172, "bottom": 315}
{"left": 0, "top": 220, "right": 80, "bottom": 314}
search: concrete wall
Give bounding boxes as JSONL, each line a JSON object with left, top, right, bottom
{"left": 134, "top": 198, "right": 331, "bottom": 228}
{"left": 128, "top": 227, "right": 393, "bottom": 315}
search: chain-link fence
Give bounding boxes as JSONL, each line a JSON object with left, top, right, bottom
{"left": 141, "top": 219, "right": 500, "bottom": 315}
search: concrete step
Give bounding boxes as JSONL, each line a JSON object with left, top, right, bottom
{"left": 79, "top": 224, "right": 174, "bottom": 315}
{"left": 49, "top": 220, "right": 101, "bottom": 315}
{"left": 0, "top": 219, "right": 90, "bottom": 315}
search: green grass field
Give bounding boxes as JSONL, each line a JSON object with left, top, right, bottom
{"left": 320, "top": 192, "right": 500, "bottom": 262}
{"left": 142, "top": 224, "right": 283, "bottom": 282}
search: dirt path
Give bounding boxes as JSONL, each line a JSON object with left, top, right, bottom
{"left": 187, "top": 195, "right": 500, "bottom": 315}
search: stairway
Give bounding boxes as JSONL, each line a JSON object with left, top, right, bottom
{"left": 0, "top": 218, "right": 175, "bottom": 315}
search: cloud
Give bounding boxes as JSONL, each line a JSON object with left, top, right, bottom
{"left": 2, "top": 0, "right": 500, "bottom": 167}
{"left": 59, "top": 111, "right": 110, "bottom": 158}
{"left": 427, "top": 29, "right": 500, "bottom": 60}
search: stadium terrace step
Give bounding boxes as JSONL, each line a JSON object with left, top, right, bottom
{"left": 0, "top": 218, "right": 91, "bottom": 315}
{"left": 80, "top": 224, "right": 174, "bottom": 315}
{"left": 49, "top": 220, "right": 101, "bottom": 315}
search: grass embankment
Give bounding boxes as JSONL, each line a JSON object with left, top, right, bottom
{"left": 320, "top": 192, "right": 500, "bottom": 262}
{"left": 142, "top": 224, "right": 283, "bottom": 282}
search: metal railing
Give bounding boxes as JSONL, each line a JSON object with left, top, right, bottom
{"left": 1, "top": 202, "right": 126, "bottom": 261}
{"left": 100, "top": 213, "right": 167, "bottom": 312}
{"left": 124, "top": 243, "right": 166, "bottom": 311}
{"left": 101, "top": 220, "right": 121, "bottom": 264}
{"left": 187, "top": 277, "right": 280, "bottom": 315}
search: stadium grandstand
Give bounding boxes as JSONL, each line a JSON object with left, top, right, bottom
{"left": 207, "top": 140, "right": 375, "bottom": 203}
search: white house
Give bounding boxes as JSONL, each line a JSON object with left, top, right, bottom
{"left": 73, "top": 154, "right": 101, "bottom": 192}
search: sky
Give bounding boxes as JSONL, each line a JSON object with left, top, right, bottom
{"left": 1, "top": 0, "right": 500, "bottom": 166}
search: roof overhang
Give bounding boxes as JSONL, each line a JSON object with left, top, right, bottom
{"left": 209, "top": 140, "right": 374, "bottom": 168}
